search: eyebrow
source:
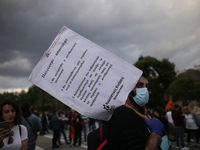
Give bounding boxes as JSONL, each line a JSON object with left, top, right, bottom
{"left": 136, "top": 82, "right": 149, "bottom": 87}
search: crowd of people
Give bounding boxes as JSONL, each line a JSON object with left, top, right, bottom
{"left": 0, "top": 72, "right": 200, "bottom": 150}
{"left": 143, "top": 104, "right": 200, "bottom": 150}
{"left": 0, "top": 97, "right": 99, "bottom": 150}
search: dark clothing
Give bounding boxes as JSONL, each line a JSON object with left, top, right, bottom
{"left": 172, "top": 109, "right": 185, "bottom": 126}
{"left": 52, "top": 129, "right": 60, "bottom": 147}
{"left": 21, "top": 114, "right": 42, "bottom": 150}
{"left": 52, "top": 114, "right": 61, "bottom": 147}
{"left": 158, "top": 116, "right": 169, "bottom": 136}
{"left": 108, "top": 105, "right": 150, "bottom": 150}
{"left": 58, "top": 119, "right": 68, "bottom": 143}
{"left": 73, "top": 116, "right": 82, "bottom": 146}
{"left": 172, "top": 109, "right": 185, "bottom": 148}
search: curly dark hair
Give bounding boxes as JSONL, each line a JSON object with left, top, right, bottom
{"left": 0, "top": 98, "right": 22, "bottom": 125}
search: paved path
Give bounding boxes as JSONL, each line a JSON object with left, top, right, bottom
{"left": 36, "top": 130, "right": 200, "bottom": 150}
{"left": 36, "top": 133, "right": 87, "bottom": 150}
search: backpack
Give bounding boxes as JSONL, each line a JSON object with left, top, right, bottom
{"left": 87, "top": 121, "right": 110, "bottom": 150}
{"left": 166, "top": 122, "right": 178, "bottom": 142}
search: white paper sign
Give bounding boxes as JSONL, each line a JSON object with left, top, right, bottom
{"left": 29, "top": 26, "right": 142, "bottom": 121}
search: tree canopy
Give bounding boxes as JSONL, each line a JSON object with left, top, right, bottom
{"left": 167, "top": 77, "right": 200, "bottom": 106}
{"left": 134, "top": 56, "right": 176, "bottom": 108}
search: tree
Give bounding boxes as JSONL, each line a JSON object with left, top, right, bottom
{"left": 26, "top": 85, "right": 69, "bottom": 111}
{"left": 134, "top": 56, "right": 176, "bottom": 108}
{"left": 167, "top": 77, "right": 200, "bottom": 106}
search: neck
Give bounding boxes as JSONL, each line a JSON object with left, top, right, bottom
{"left": 125, "top": 102, "right": 150, "bottom": 122}
{"left": 125, "top": 97, "right": 139, "bottom": 110}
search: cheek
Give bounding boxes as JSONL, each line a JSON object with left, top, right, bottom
{"left": 130, "top": 90, "right": 136, "bottom": 97}
{"left": 2, "top": 113, "right": 8, "bottom": 121}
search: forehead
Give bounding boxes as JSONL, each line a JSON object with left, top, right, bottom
{"left": 2, "top": 104, "right": 14, "bottom": 110}
{"left": 135, "top": 76, "right": 149, "bottom": 88}
{"left": 137, "top": 76, "right": 148, "bottom": 84}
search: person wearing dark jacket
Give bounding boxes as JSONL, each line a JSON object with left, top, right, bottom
{"left": 172, "top": 104, "right": 188, "bottom": 150}
{"left": 21, "top": 102, "right": 42, "bottom": 150}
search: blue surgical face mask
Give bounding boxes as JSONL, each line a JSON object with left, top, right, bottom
{"left": 130, "top": 88, "right": 149, "bottom": 106}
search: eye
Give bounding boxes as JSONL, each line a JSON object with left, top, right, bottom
{"left": 136, "top": 82, "right": 144, "bottom": 88}
{"left": 3, "top": 109, "right": 11, "bottom": 113}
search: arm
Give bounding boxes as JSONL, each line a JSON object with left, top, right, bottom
{"left": 21, "top": 139, "right": 28, "bottom": 150}
{"left": 142, "top": 118, "right": 164, "bottom": 150}
{"left": 145, "top": 132, "right": 161, "bottom": 150}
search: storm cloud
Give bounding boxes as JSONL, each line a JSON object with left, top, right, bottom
{"left": 0, "top": 0, "right": 200, "bottom": 92}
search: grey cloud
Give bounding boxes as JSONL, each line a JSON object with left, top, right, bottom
{"left": 0, "top": 0, "right": 200, "bottom": 91}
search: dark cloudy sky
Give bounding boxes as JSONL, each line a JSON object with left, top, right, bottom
{"left": 0, "top": 0, "right": 200, "bottom": 92}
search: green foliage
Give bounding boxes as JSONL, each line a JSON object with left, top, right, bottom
{"left": 134, "top": 56, "right": 176, "bottom": 108}
{"left": 0, "top": 85, "right": 70, "bottom": 113}
{"left": 167, "top": 77, "right": 200, "bottom": 105}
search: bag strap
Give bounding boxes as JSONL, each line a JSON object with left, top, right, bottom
{"left": 24, "top": 117, "right": 37, "bottom": 139}
{"left": 19, "top": 125, "right": 21, "bottom": 136}
{"left": 98, "top": 125, "right": 108, "bottom": 150}
{"left": 97, "top": 139, "right": 108, "bottom": 150}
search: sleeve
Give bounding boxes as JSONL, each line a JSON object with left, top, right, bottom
{"left": 20, "top": 125, "right": 28, "bottom": 141}
{"left": 36, "top": 117, "right": 42, "bottom": 131}
{"left": 192, "top": 113, "right": 200, "bottom": 127}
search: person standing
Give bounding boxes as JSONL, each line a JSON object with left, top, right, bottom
{"left": 68, "top": 108, "right": 75, "bottom": 144}
{"left": 0, "top": 98, "right": 28, "bottom": 150}
{"left": 51, "top": 109, "right": 60, "bottom": 149}
{"left": 107, "top": 73, "right": 164, "bottom": 149}
{"left": 21, "top": 102, "right": 42, "bottom": 150}
{"left": 72, "top": 111, "right": 83, "bottom": 147}
{"left": 172, "top": 104, "right": 188, "bottom": 150}
{"left": 57, "top": 111, "right": 70, "bottom": 145}
{"left": 51, "top": 109, "right": 68, "bottom": 149}
{"left": 183, "top": 106, "right": 200, "bottom": 146}
{"left": 165, "top": 108, "right": 174, "bottom": 125}
{"left": 40, "top": 112, "right": 49, "bottom": 135}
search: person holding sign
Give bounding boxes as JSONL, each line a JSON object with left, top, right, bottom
{"left": 107, "top": 73, "right": 164, "bottom": 150}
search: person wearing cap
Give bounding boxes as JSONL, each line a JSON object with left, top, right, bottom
{"left": 107, "top": 72, "right": 164, "bottom": 150}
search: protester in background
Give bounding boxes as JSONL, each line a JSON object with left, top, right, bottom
{"left": 51, "top": 109, "right": 60, "bottom": 149}
{"left": 57, "top": 111, "right": 70, "bottom": 145}
{"left": 21, "top": 102, "right": 42, "bottom": 150}
{"left": 81, "top": 115, "right": 88, "bottom": 142}
{"left": 107, "top": 73, "right": 164, "bottom": 149}
{"left": 183, "top": 106, "right": 200, "bottom": 146}
{"left": 0, "top": 98, "right": 28, "bottom": 150}
{"left": 153, "top": 107, "right": 171, "bottom": 150}
{"left": 40, "top": 111, "right": 49, "bottom": 135}
{"left": 51, "top": 109, "right": 68, "bottom": 149}
{"left": 144, "top": 107, "right": 152, "bottom": 119}
{"left": 165, "top": 108, "right": 174, "bottom": 125}
{"left": 88, "top": 118, "right": 95, "bottom": 131}
{"left": 172, "top": 104, "right": 188, "bottom": 150}
{"left": 68, "top": 108, "right": 75, "bottom": 144}
{"left": 71, "top": 111, "right": 83, "bottom": 147}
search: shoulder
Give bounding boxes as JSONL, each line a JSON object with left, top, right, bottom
{"left": 30, "top": 114, "right": 40, "bottom": 119}
{"left": 19, "top": 125, "right": 28, "bottom": 133}
{"left": 112, "top": 105, "right": 137, "bottom": 117}
{"left": 111, "top": 105, "right": 140, "bottom": 124}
